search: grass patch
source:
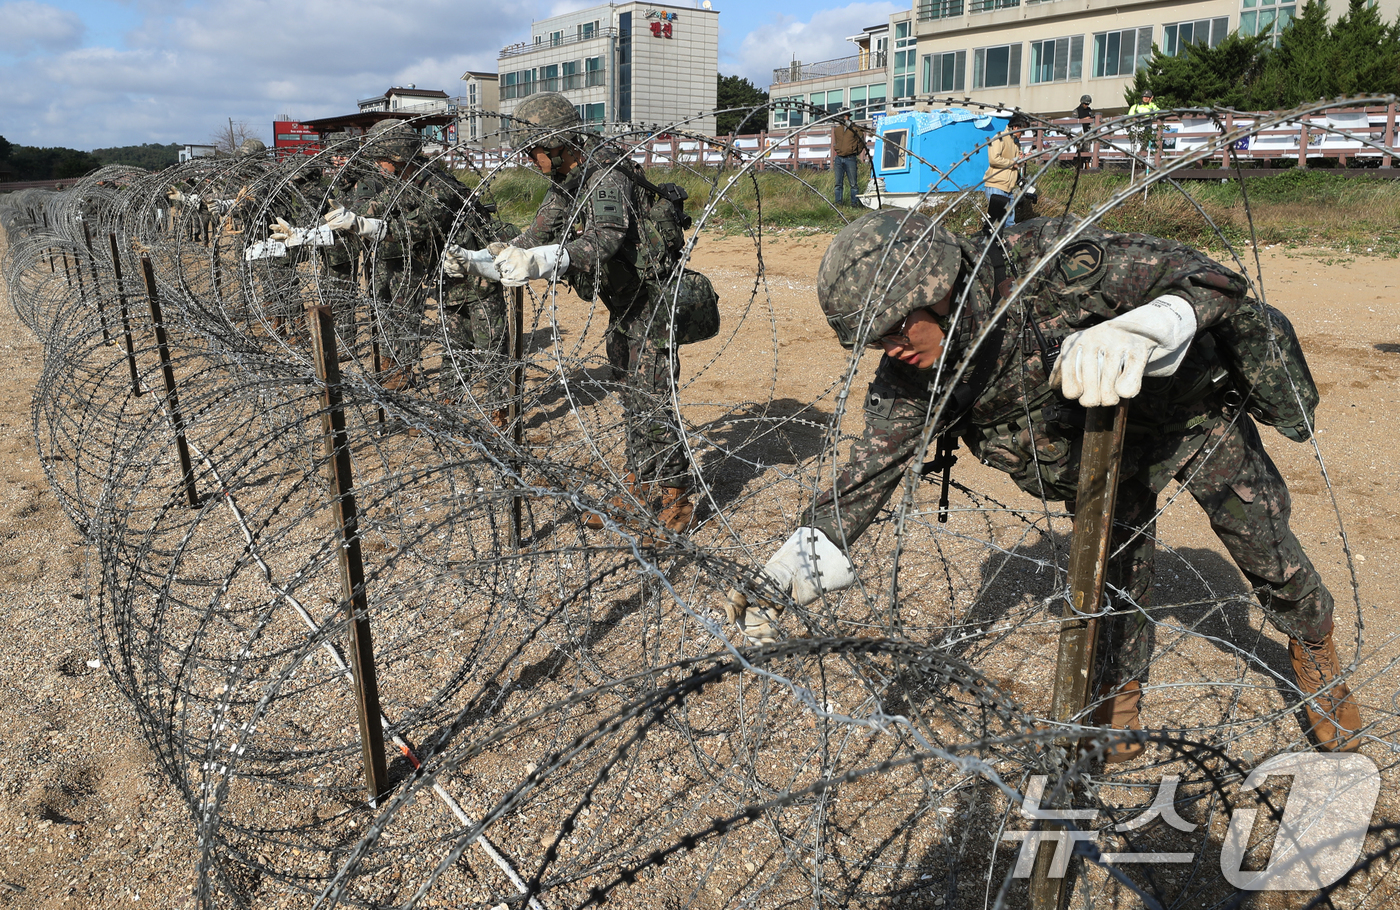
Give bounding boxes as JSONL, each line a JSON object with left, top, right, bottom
{"left": 457, "top": 163, "right": 1400, "bottom": 255}
{"left": 1032, "top": 168, "right": 1400, "bottom": 256}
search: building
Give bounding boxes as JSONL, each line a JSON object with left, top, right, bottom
{"left": 913, "top": 0, "right": 1400, "bottom": 115}
{"left": 178, "top": 144, "right": 217, "bottom": 163}
{"left": 272, "top": 118, "right": 321, "bottom": 158}
{"left": 301, "top": 86, "right": 458, "bottom": 151}
{"left": 357, "top": 86, "right": 452, "bottom": 115}
{"left": 767, "top": 12, "right": 911, "bottom": 131}
{"left": 459, "top": 71, "right": 502, "bottom": 150}
{"left": 496, "top": 1, "right": 719, "bottom": 142}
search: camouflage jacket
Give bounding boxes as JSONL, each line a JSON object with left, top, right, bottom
{"left": 319, "top": 165, "right": 386, "bottom": 267}
{"left": 515, "top": 143, "right": 672, "bottom": 312}
{"left": 362, "top": 162, "right": 463, "bottom": 262}
{"left": 809, "top": 217, "right": 1252, "bottom": 549}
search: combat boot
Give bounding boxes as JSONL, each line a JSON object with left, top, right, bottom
{"left": 1289, "top": 633, "right": 1362, "bottom": 752}
{"left": 1092, "top": 680, "right": 1144, "bottom": 764}
{"left": 582, "top": 473, "right": 648, "bottom": 531}
{"left": 655, "top": 487, "right": 694, "bottom": 536}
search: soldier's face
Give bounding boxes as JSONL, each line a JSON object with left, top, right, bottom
{"left": 879, "top": 300, "right": 950, "bottom": 369}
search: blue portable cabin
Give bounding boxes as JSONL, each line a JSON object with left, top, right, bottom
{"left": 872, "top": 109, "right": 1010, "bottom": 195}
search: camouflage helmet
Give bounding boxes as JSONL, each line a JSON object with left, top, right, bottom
{"left": 364, "top": 119, "right": 422, "bottom": 163}
{"left": 816, "top": 210, "right": 963, "bottom": 349}
{"left": 236, "top": 138, "right": 266, "bottom": 157}
{"left": 513, "top": 92, "right": 583, "bottom": 148}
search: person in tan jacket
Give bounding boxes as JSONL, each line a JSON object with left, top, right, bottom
{"left": 983, "top": 111, "right": 1028, "bottom": 229}
{"left": 831, "top": 109, "right": 867, "bottom": 207}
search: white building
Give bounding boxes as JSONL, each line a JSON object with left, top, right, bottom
{"left": 914, "top": 0, "right": 1400, "bottom": 115}
{"left": 497, "top": 1, "right": 719, "bottom": 141}
{"left": 767, "top": 12, "right": 912, "bottom": 131}
{"left": 357, "top": 86, "right": 452, "bottom": 115}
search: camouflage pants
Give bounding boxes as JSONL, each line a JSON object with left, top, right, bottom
{"left": 604, "top": 290, "right": 692, "bottom": 491}
{"left": 439, "top": 277, "right": 511, "bottom": 403}
{"left": 367, "top": 257, "right": 427, "bottom": 368}
{"left": 1094, "top": 413, "right": 1333, "bottom": 683}
{"left": 254, "top": 249, "right": 306, "bottom": 324}
{"left": 318, "top": 259, "right": 359, "bottom": 352}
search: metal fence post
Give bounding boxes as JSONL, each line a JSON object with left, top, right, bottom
{"left": 509, "top": 286, "right": 525, "bottom": 549}
{"left": 139, "top": 255, "right": 201, "bottom": 509}
{"left": 305, "top": 304, "right": 388, "bottom": 803}
{"left": 82, "top": 222, "right": 112, "bottom": 345}
{"left": 108, "top": 234, "right": 142, "bottom": 396}
{"left": 1027, "top": 400, "right": 1130, "bottom": 910}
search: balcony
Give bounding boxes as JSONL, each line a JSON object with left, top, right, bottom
{"left": 500, "top": 27, "right": 617, "bottom": 59}
{"left": 772, "top": 52, "right": 886, "bottom": 86}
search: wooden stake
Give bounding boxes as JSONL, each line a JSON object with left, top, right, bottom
{"left": 305, "top": 304, "right": 388, "bottom": 804}
{"left": 82, "top": 222, "right": 112, "bottom": 344}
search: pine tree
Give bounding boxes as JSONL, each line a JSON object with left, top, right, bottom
{"left": 715, "top": 75, "right": 768, "bottom": 135}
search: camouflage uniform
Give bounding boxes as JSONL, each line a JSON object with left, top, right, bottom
{"left": 439, "top": 208, "right": 520, "bottom": 401}
{"left": 810, "top": 217, "right": 1331, "bottom": 681}
{"left": 514, "top": 143, "right": 692, "bottom": 491}
{"left": 317, "top": 164, "right": 385, "bottom": 352}
{"left": 361, "top": 162, "right": 461, "bottom": 371}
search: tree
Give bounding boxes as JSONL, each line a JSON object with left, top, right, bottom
{"left": 0, "top": 135, "right": 11, "bottom": 160}
{"left": 715, "top": 75, "right": 769, "bottom": 135}
{"left": 210, "top": 120, "right": 264, "bottom": 155}
{"left": 1137, "top": 31, "right": 1272, "bottom": 108}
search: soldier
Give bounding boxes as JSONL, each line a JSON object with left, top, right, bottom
{"left": 272, "top": 120, "right": 459, "bottom": 387}
{"left": 440, "top": 199, "right": 521, "bottom": 428}
{"left": 729, "top": 210, "right": 1362, "bottom": 758}
{"left": 457, "top": 91, "right": 696, "bottom": 535}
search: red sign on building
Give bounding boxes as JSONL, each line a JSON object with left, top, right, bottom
{"left": 272, "top": 120, "right": 321, "bottom": 158}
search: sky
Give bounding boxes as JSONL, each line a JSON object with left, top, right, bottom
{"left": 0, "top": 0, "right": 900, "bottom": 150}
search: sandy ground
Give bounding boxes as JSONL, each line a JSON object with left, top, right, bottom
{"left": 0, "top": 224, "right": 1397, "bottom": 909}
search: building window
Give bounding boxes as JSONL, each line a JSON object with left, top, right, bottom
{"left": 865, "top": 82, "right": 887, "bottom": 117}
{"left": 893, "top": 21, "right": 917, "bottom": 102}
{"left": 533, "top": 35, "right": 542, "bottom": 45}
{"left": 585, "top": 55, "right": 605, "bottom": 87}
{"left": 576, "top": 102, "right": 605, "bottom": 130}
{"left": 1163, "top": 17, "right": 1229, "bottom": 55}
{"left": 501, "top": 69, "right": 535, "bottom": 100}
{"left": 973, "top": 43, "right": 1022, "bottom": 88}
{"left": 1092, "top": 27, "right": 1153, "bottom": 77}
{"left": 579, "top": 20, "right": 597, "bottom": 40}
{"left": 467, "top": 82, "right": 477, "bottom": 106}
{"left": 1241, "top": 1, "right": 1294, "bottom": 45}
{"left": 540, "top": 63, "right": 559, "bottom": 93}
{"left": 918, "top": 0, "right": 964, "bottom": 20}
{"left": 1029, "top": 35, "right": 1083, "bottom": 84}
{"left": 923, "top": 50, "right": 966, "bottom": 93}
{"left": 775, "top": 95, "right": 805, "bottom": 128}
{"left": 550, "top": 30, "right": 564, "bottom": 46}
{"left": 970, "top": 0, "right": 1018, "bottom": 12}
{"left": 562, "top": 60, "right": 582, "bottom": 90}
{"left": 824, "top": 89, "right": 844, "bottom": 114}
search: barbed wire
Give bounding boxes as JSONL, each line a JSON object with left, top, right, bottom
{"left": 2, "top": 99, "right": 1398, "bottom": 910}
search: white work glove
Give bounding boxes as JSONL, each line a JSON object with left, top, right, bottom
{"left": 268, "top": 217, "right": 332, "bottom": 246}
{"left": 165, "top": 188, "right": 187, "bottom": 204}
{"left": 1051, "top": 294, "right": 1198, "bottom": 407}
{"left": 323, "top": 205, "right": 386, "bottom": 241}
{"left": 243, "top": 240, "right": 287, "bottom": 261}
{"left": 441, "top": 244, "right": 501, "bottom": 280}
{"left": 494, "top": 244, "right": 570, "bottom": 287}
{"left": 723, "top": 528, "right": 856, "bottom": 644}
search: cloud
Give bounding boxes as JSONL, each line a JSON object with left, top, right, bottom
{"left": 0, "top": 1, "right": 84, "bottom": 55}
{"left": 2, "top": 0, "right": 535, "bottom": 148}
{"left": 730, "top": 2, "right": 900, "bottom": 90}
